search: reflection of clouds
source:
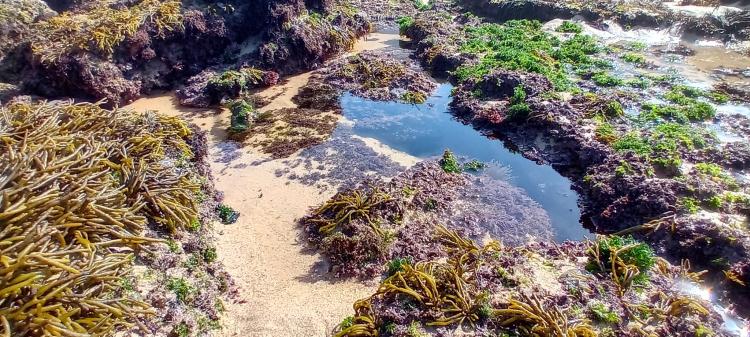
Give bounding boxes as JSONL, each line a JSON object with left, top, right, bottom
{"left": 481, "top": 163, "right": 512, "bottom": 182}
{"left": 344, "top": 94, "right": 445, "bottom": 141}
{"left": 274, "top": 126, "right": 407, "bottom": 191}
{"left": 449, "top": 172, "right": 553, "bottom": 245}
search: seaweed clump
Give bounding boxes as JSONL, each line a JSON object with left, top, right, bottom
{"left": 335, "top": 226, "right": 505, "bottom": 337}
{"left": 228, "top": 98, "right": 256, "bottom": 137}
{"left": 217, "top": 204, "right": 240, "bottom": 224}
{"left": 305, "top": 187, "right": 396, "bottom": 276}
{"left": 323, "top": 51, "right": 438, "bottom": 102}
{"left": 586, "top": 235, "right": 655, "bottom": 293}
{"left": 334, "top": 230, "right": 727, "bottom": 337}
{"left": 439, "top": 150, "right": 461, "bottom": 173}
{"left": 0, "top": 100, "right": 208, "bottom": 335}
{"left": 246, "top": 107, "right": 339, "bottom": 158}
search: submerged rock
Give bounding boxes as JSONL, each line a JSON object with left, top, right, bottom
{"left": 302, "top": 160, "right": 553, "bottom": 278}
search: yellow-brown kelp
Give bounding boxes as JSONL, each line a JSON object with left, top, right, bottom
{"left": 335, "top": 226, "right": 500, "bottom": 336}
{"left": 309, "top": 188, "right": 393, "bottom": 235}
{"left": 31, "top": 0, "right": 183, "bottom": 62}
{"left": 494, "top": 294, "right": 596, "bottom": 337}
{"left": 0, "top": 101, "right": 199, "bottom": 336}
{"left": 333, "top": 223, "right": 723, "bottom": 337}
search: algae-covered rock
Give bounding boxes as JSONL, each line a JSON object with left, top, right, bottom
{"left": 0, "top": 0, "right": 371, "bottom": 106}
{"left": 319, "top": 50, "right": 438, "bottom": 102}
{"left": 0, "top": 0, "right": 54, "bottom": 57}
{"left": 302, "top": 161, "right": 553, "bottom": 277}
{"left": 0, "top": 101, "right": 235, "bottom": 337}
{"left": 333, "top": 233, "right": 733, "bottom": 337}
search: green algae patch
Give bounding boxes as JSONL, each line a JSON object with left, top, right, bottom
{"left": 440, "top": 149, "right": 462, "bottom": 173}
{"left": 621, "top": 52, "right": 647, "bottom": 65}
{"left": 636, "top": 85, "right": 733, "bottom": 124}
{"left": 586, "top": 235, "right": 655, "bottom": 288}
{"left": 228, "top": 99, "right": 255, "bottom": 134}
{"left": 508, "top": 85, "right": 532, "bottom": 120}
{"left": 217, "top": 204, "right": 241, "bottom": 224}
{"left": 398, "top": 16, "right": 416, "bottom": 35}
{"left": 612, "top": 123, "right": 714, "bottom": 173}
{"left": 556, "top": 20, "right": 583, "bottom": 33}
{"left": 209, "top": 67, "right": 267, "bottom": 98}
{"left": 595, "top": 121, "right": 618, "bottom": 144}
{"left": 591, "top": 72, "right": 623, "bottom": 87}
{"left": 455, "top": 20, "right": 605, "bottom": 90}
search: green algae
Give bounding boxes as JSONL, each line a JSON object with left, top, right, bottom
{"left": 621, "top": 52, "right": 646, "bottom": 65}
{"left": 590, "top": 302, "right": 620, "bottom": 324}
{"left": 398, "top": 16, "right": 415, "bottom": 35}
{"left": 614, "top": 160, "right": 635, "bottom": 177}
{"left": 556, "top": 20, "right": 583, "bottom": 33}
{"left": 209, "top": 68, "right": 264, "bottom": 95}
{"left": 508, "top": 85, "right": 531, "bottom": 120}
{"left": 386, "top": 257, "right": 412, "bottom": 276}
{"left": 440, "top": 149, "right": 461, "bottom": 173}
{"left": 681, "top": 197, "right": 701, "bottom": 214}
{"left": 591, "top": 72, "right": 623, "bottom": 87}
{"left": 455, "top": 20, "right": 605, "bottom": 90}
{"left": 639, "top": 101, "right": 715, "bottom": 123}
{"left": 167, "top": 277, "right": 195, "bottom": 304}
{"left": 612, "top": 123, "right": 714, "bottom": 172}
{"left": 228, "top": 99, "right": 255, "bottom": 133}
{"left": 586, "top": 235, "right": 655, "bottom": 286}
{"left": 217, "top": 204, "right": 240, "bottom": 224}
{"left": 595, "top": 121, "right": 617, "bottom": 144}
{"left": 612, "top": 132, "right": 651, "bottom": 156}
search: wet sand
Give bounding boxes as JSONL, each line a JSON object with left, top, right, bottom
{"left": 685, "top": 44, "right": 750, "bottom": 85}
{"left": 124, "top": 32, "right": 404, "bottom": 337}
{"left": 350, "top": 29, "right": 404, "bottom": 54}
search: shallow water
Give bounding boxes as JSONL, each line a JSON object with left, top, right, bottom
{"left": 680, "top": 42, "right": 750, "bottom": 87}
{"left": 562, "top": 19, "right": 750, "bottom": 146}
{"left": 677, "top": 280, "right": 750, "bottom": 337}
{"left": 340, "top": 83, "right": 589, "bottom": 242}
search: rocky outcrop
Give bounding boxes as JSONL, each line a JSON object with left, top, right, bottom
{"left": 458, "top": 0, "right": 750, "bottom": 40}
{"left": 403, "top": 9, "right": 750, "bottom": 314}
{"left": 1, "top": 0, "right": 370, "bottom": 107}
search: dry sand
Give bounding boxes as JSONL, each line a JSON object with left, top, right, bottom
{"left": 124, "top": 31, "right": 405, "bottom": 337}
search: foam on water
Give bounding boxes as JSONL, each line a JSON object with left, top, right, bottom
{"left": 545, "top": 19, "right": 683, "bottom": 46}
